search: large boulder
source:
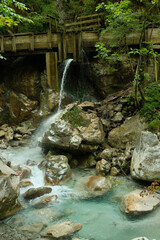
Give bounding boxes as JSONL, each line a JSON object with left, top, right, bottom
{"left": 42, "top": 103, "right": 105, "bottom": 153}
{"left": 131, "top": 131, "right": 160, "bottom": 181}
{"left": 122, "top": 190, "right": 160, "bottom": 215}
{"left": 45, "top": 152, "right": 72, "bottom": 185}
{"left": 108, "top": 115, "right": 146, "bottom": 149}
{"left": 0, "top": 158, "right": 22, "bottom": 219}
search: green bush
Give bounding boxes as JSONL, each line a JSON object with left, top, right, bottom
{"left": 139, "top": 82, "right": 160, "bottom": 131}
{"left": 62, "top": 106, "right": 88, "bottom": 128}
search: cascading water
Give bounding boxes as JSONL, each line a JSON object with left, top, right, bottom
{"left": 34, "top": 58, "right": 73, "bottom": 140}
{"left": 58, "top": 58, "right": 73, "bottom": 112}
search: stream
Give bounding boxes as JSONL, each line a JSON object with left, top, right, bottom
{"left": 0, "top": 144, "right": 159, "bottom": 240}
{"left": 0, "top": 59, "right": 159, "bottom": 240}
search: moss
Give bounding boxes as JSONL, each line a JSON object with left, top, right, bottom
{"left": 148, "top": 120, "right": 160, "bottom": 132}
{"left": 62, "top": 106, "right": 88, "bottom": 128}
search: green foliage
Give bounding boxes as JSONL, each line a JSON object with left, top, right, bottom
{"left": 18, "top": 0, "right": 57, "bottom": 33}
{"left": 62, "top": 106, "right": 88, "bottom": 128}
{"left": 140, "top": 82, "right": 160, "bottom": 123}
{"left": 0, "top": 0, "right": 32, "bottom": 28}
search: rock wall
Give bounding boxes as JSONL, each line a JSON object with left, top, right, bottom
{"left": 0, "top": 55, "right": 58, "bottom": 125}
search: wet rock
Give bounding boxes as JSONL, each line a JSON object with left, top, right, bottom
{"left": 45, "top": 152, "right": 72, "bottom": 185}
{"left": 9, "top": 91, "right": 38, "bottom": 123}
{"left": 110, "top": 167, "right": 120, "bottom": 176}
{"left": 22, "top": 187, "right": 52, "bottom": 200}
{"left": 108, "top": 115, "right": 147, "bottom": 149}
{"left": 0, "top": 140, "right": 8, "bottom": 149}
{"left": 41, "top": 221, "right": 82, "bottom": 239}
{"left": 14, "top": 133, "right": 23, "bottom": 140}
{"left": 72, "top": 238, "right": 88, "bottom": 240}
{"left": 96, "top": 159, "right": 111, "bottom": 176}
{"left": 131, "top": 131, "right": 160, "bottom": 181}
{"left": 131, "top": 238, "right": 149, "bottom": 240}
{"left": 0, "top": 159, "right": 22, "bottom": 219}
{"left": 20, "top": 179, "right": 33, "bottom": 188}
{"left": 28, "top": 208, "right": 63, "bottom": 225}
{"left": 18, "top": 224, "right": 44, "bottom": 233}
{"left": 42, "top": 103, "right": 105, "bottom": 153}
{"left": 31, "top": 195, "right": 58, "bottom": 208}
{"left": 21, "top": 166, "right": 31, "bottom": 178}
{"left": 85, "top": 176, "right": 111, "bottom": 197}
{"left": 122, "top": 190, "right": 160, "bottom": 215}
{"left": 26, "top": 159, "right": 37, "bottom": 166}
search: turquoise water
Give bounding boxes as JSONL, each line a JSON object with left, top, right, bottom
{"left": 1, "top": 147, "right": 159, "bottom": 240}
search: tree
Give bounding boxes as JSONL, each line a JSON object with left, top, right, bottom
{"left": 0, "top": 0, "right": 32, "bottom": 29}
{"left": 95, "top": 0, "right": 160, "bottom": 107}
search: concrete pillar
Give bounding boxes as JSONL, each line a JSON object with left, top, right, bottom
{"left": 46, "top": 52, "right": 58, "bottom": 91}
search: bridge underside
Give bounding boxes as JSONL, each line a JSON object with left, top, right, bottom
{"left": 0, "top": 28, "right": 160, "bottom": 92}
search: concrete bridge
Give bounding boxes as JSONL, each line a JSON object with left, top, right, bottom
{"left": 0, "top": 18, "right": 159, "bottom": 92}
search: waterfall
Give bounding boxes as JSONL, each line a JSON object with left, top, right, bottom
{"left": 34, "top": 59, "right": 73, "bottom": 141}
{"left": 58, "top": 58, "right": 73, "bottom": 112}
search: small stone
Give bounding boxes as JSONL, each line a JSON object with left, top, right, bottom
{"left": 0, "top": 124, "right": 8, "bottom": 130}
{"left": 41, "top": 221, "right": 82, "bottom": 238}
{"left": 20, "top": 179, "right": 33, "bottom": 188}
{"left": 18, "top": 224, "right": 44, "bottom": 233}
{"left": 31, "top": 195, "right": 58, "bottom": 208}
{"left": 114, "top": 104, "right": 122, "bottom": 112}
{"left": 14, "top": 133, "right": 22, "bottom": 140}
{"left": 96, "top": 159, "right": 111, "bottom": 176}
{"left": 110, "top": 167, "right": 120, "bottom": 176}
{"left": 23, "top": 187, "right": 52, "bottom": 200}
{"left": 5, "top": 127, "right": 14, "bottom": 141}
{"left": 21, "top": 166, "right": 31, "bottom": 178}
{"left": 26, "top": 160, "right": 37, "bottom": 166}
{"left": 131, "top": 238, "right": 149, "bottom": 240}
{"left": 112, "top": 112, "right": 123, "bottom": 122}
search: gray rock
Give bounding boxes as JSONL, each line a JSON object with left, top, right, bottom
{"left": 45, "top": 152, "right": 72, "bottom": 185}
{"left": 0, "top": 159, "right": 22, "bottom": 219}
{"left": 42, "top": 103, "right": 105, "bottom": 153}
{"left": 96, "top": 159, "right": 111, "bottom": 176}
{"left": 112, "top": 112, "right": 123, "bottom": 122}
{"left": 114, "top": 104, "right": 122, "bottom": 112}
{"left": 131, "top": 131, "right": 160, "bottom": 181}
{"left": 110, "top": 167, "right": 120, "bottom": 176}
{"left": 108, "top": 115, "right": 146, "bottom": 149}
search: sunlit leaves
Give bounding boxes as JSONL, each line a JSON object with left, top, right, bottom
{"left": 0, "top": 0, "right": 32, "bottom": 29}
{"left": 140, "top": 182, "right": 160, "bottom": 197}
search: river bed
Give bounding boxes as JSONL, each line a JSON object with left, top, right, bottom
{"left": 0, "top": 145, "right": 159, "bottom": 240}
